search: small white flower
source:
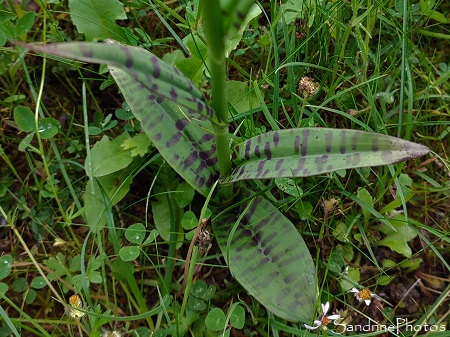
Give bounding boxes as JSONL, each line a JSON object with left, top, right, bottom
{"left": 102, "top": 329, "right": 124, "bottom": 337}
{"left": 304, "top": 302, "right": 341, "bottom": 330}
{"left": 53, "top": 238, "right": 68, "bottom": 247}
{"left": 67, "top": 294, "right": 85, "bottom": 318}
{"left": 349, "top": 287, "right": 376, "bottom": 306}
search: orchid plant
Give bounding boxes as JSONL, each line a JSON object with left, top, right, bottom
{"left": 25, "top": 0, "right": 429, "bottom": 324}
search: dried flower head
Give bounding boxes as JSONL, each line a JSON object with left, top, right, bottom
{"left": 196, "top": 228, "right": 212, "bottom": 253}
{"left": 67, "top": 294, "right": 85, "bottom": 318}
{"left": 298, "top": 76, "right": 320, "bottom": 97}
{"left": 349, "top": 287, "right": 376, "bottom": 306}
{"left": 304, "top": 302, "right": 341, "bottom": 330}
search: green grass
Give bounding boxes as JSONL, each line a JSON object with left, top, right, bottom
{"left": 0, "top": 0, "right": 449, "bottom": 336}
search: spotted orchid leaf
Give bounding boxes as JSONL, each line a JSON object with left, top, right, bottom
{"left": 222, "top": 0, "right": 256, "bottom": 35}
{"left": 212, "top": 188, "right": 317, "bottom": 322}
{"left": 225, "top": 128, "right": 430, "bottom": 182}
{"left": 26, "top": 41, "right": 222, "bottom": 125}
{"left": 108, "top": 66, "right": 219, "bottom": 196}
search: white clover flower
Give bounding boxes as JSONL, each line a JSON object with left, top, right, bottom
{"left": 304, "top": 302, "right": 341, "bottom": 330}
{"left": 349, "top": 287, "right": 376, "bottom": 306}
{"left": 102, "top": 329, "right": 124, "bottom": 337}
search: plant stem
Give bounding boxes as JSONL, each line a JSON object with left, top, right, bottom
{"left": 201, "top": 0, "right": 233, "bottom": 198}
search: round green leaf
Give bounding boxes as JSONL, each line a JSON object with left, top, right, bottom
{"left": 14, "top": 105, "right": 35, "bottom": 132}
{"left": 0, "top": 282, "right": 8, "bottom": 294}
{"left": 13, "top": 277, "right": 28, "bottom": 292}
{"left": 336, "top": 244, "right": 354, "bottom": 262}
{"left": 175, "top": 182, "right": 195, "bottom": 208}
{"left": 230, "top": 304, "right": 245, "bottom": 329}
{"left": 119, "top": 246, "right": 141, "bottom": 261}
{"left": 125, "top": 223, "right": 146, "bottom": 244}
{"left": 275, "top": 178, "right": 303, "bottom": 197}
{"left": 294, "top": 200, "right": 313, "bottom": 220}
{"left": 38, "top": 118, "right": 60, "bottom": 139}
{"left": 191, "top": 279, "right": 207, "bottom": 299}
{"left": 188, "top": 296, "right": 206, "bottom": 311}
{"left": 332, "top": 222, "right": 350, "bottom": 242}
{"left": 205, "top": 308, "right": 227, "bottom": 331}
{"left": 181, "top": 211, "right": 198, "bottom": 230}
{"left": 115, "top": 108, "right": 134, "bottom": 120}
{"left": 204, "top": 285, "right": 216, "bottom": 301}
{"left": 19, "top": 133, "right": 35, "bottom": 152}
{"left": 142, "top": 229, "right": 159, "bottom": 245}
{"left": 88, "top": 271, "right": 103, "bottom": 284}
{"left": 0, "top": 255, "right": 13, "bottom": 280}
{"left": 30, "top": 276, "right": 47, "bottom": 289}
{"left": 89, "top": 126, "right": 102, "bottom": 135}
{"left": 185, "top": 228, "right": 196, "bottom": 241}
{"left": 135, "top": 327, "right": 153, "bottom": 337}
{"left": 25, "top": 289, "right": 37, "bottom": 304}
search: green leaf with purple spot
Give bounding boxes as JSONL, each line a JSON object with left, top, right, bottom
{"left": 108, "top": 66, "right": 219, "bottom": 196}
{"left": 225, "top": 128, "right": 430, "bottom": 182}
{"left": 26, "top": 40, "right": 222, "bottom": 125}
{"left": 212, "top": 188, "right": 317, "bottom": 322}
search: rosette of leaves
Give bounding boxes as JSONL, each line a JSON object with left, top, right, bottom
{"left": 24, "top": 0, "right": 429, "bottom": 323}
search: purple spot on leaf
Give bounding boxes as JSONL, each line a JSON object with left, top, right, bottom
{"left": 325, "top": 132, "right": 333, "bottom": 152}
{"left": 273, "top": 132, "right": 280, "bottom": 147}
{"left": 301, "top": 129, "right": 310, "bottom": 156}
{"left": 264, "top": 142, "right": 272, "bottom": 160}
{"left": 340, "top": 130, "right": 347, "bottom": 154}
{"left": 275, "top": 159, "right": 284, "bottom": 170}
{"left": 372, "top": 137, "right": 379, "bottom": 152}
{"left": 236, "top": 166, "right": 246, "bottom": 179}
{"left": 166, "top": 132, "right": 182, "bottom": 147}
{"left": 175, "top": 118, "right": 189, "bottom": 131}
{"left": 199, "top": 147, "right": 216, "bottom": 160}
{"left": 200, "top": 133, "right": 214, "bottom": 143}
{"left": 184, "top": 151, "right": 198, "bottom": 167}
{"left": 198, "top": 176, "right": 206, "bottom": 188}
{"left": 294, "top": 136, "right": 300, "bottom": 153}
{"left": 254, "top": 145, "right": 261, "bottom": 158}
{"left": 245, "top": 141, "right": 251, "bottom": 160}
{"left": 170, "top": 87, "right": 178, "bottom": 101}
{"left": 315, "top": 154, "right": 328, "bottom": 164}
{"left": 205, "top": 175, "right": 215, "bottom": 188}
{"left": 197, "top": 101, "right": 203, "bottom": 112}
{"left": 80, "top": 46, "right": 94, "bottom": 58}
{"left": 351, "top": 132, "right": 360, "bottom": 150}
{"left": 293, "top": 158, "right": 306, "bottom": 175}
{"left": 255, "top": 161, "right": 266, "bottom": 178}
{"left": 151, "top": 56, "right": 160, "bottom": 78}
{"left": 352, "top": 152, "right": 361, "bottom": 165}
{"left": 120, "top": 47, "right": 132, "bottom": 68}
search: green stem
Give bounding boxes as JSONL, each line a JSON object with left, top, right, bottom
{"left": 202, "top": 0, "right": 233, "bottom": 198}
{"left": 397, "top": 0, "right": 410, "bottom": 138}
{"left": 180, "top": 246, "right": 199, "bottom": 317}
